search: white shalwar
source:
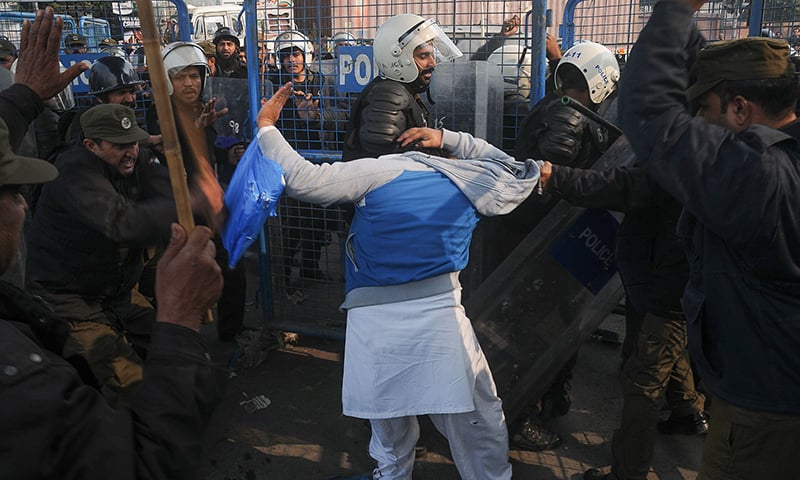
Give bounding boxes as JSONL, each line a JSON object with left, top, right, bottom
{"left": 342, "top": 284, "right": 512, "bottom": 480}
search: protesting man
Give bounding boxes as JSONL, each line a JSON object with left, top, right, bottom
{"left": 256, "top": 82, "right": 543, "bottom": 479}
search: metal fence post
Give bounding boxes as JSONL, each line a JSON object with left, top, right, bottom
{"left": 169, "top": 0, "right": 191, "bottom": 41}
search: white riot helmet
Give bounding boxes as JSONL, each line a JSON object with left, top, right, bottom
{"left": 373, "top": 14, "right": 462, "bottom": 83}
{"left": 331, "top": 31, "right": 356, "bottom": 48}
{"left": 11, "top": 59, "right": 75, "bottom": 111}
{"left": 487, "top": 43, "right": 532, "bottom": 98}
{"left": 161, "top": 41, "right": 211, "bottom": 96}
{"left": 555, "top": 41, "right": 619, "bottom": 104}
{"left": 274, "top": 30, "right": 314, "bottom": 64}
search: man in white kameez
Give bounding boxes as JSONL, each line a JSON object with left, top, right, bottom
{"left": 258, "top": 82, "right": 542, "bottom": 479}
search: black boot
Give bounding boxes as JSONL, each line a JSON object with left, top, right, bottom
{"left": 510, "top": 416, "right": 562, "bottom": 451}
{"left": 657, "top": 410, "right": 709, "bottom": 435}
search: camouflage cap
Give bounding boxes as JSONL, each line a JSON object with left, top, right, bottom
{"left": 64, "top": 33, "right": 87, "bottom": 47}
{"left": 0, "top": 38, "right": 16, "bottom": 57}
{"left": 198, "top": 40, "right": 216, "bottom": 57}
{"left": 99, "top": 37, "right": 118, "bottom": 47}
{"left": 688, "top": 37, "right": 792, "bottom": 100}
{"left": 0, "top": 117, "right": 57, "bottom": 185}
{"left": 80, "top": 104, "right": 149, "bottom": 144}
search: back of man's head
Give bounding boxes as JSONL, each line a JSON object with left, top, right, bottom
{"left": 689, "top": 37, "right": 798, "bottom": 117}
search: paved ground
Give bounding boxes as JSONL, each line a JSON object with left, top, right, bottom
{"left": 196, "top": 291, "right": 705, "bottom": 480}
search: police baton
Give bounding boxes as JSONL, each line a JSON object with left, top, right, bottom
{"left": 556, "top": 95, "right": 623, "bottom": 137}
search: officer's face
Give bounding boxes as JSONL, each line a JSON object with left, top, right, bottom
{"left": 64, "top": 45, "right": 87, "bottom": 55}
{"left": 84, "top": 139, "right": 139, "bottom": 176}
{"left": 696, "top": 92, "right": 743, "bottom": 132}
{"left": 280, "top": 49, "right": 305, "bottom": 75}
{"left": 413, "top": 43, "right": 436, "bottom": 86}
{"left": 105, "top": 87, "right": 138, "bottom": 109}
{"left": 0, "top": 184, "right": 26, "bottom": 274}
{"left": 216, "top": 39, "right": 238, "bottom": 60}
{"left": 170, "top": 67, "right": 202, "bottom": 106}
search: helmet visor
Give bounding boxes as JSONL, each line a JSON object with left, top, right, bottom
{"left": 399, "top": 19, "right": 462, "bottom": 64}
{"left": 45, "top": 86, "right": 76, "bottom": 112}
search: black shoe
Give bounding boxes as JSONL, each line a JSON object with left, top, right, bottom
{"left": 583, "top": 468, "right": 614, "bottom": 480}
{"left": 657, "top": 410, "right": 710, "bottom": 435}
{"left": 511, "top": 417, "right": 562, "bottom": 452}
{"left": 540, "top": 379, "right": 572, "bottom": 420}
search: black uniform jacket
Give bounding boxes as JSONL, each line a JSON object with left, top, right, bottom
{"left": 621, "top": 0, "right": 800, "bottom": 414}
{"left": 26, "top": 143, "right": 175, "bottom": 298}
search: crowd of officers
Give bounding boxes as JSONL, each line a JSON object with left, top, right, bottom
{"left": 0, "top": 0, "right": 799, "bottom": 479}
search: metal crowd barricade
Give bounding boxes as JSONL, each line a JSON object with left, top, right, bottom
{"left": 240, "top": 0, "right": 552, "bottom": 339}
{"left": 1, "top": 0, "right": 793, "bottom": 342}
{"left": 562, "top": 0, "right": 796, "bottom": 53}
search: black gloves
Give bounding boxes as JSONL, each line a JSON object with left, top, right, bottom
{"left": 517, "top": 101, "right": 589, "bottom": 166}
{"left": 534, "top": 104, "right": 589, "bottom": 166}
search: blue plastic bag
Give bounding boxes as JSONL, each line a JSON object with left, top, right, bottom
{"left": 221, "top": 139, "right": 285, "bottom": 268}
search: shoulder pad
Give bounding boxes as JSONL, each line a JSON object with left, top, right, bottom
{"left": 356, "top": 81, "right": 416, "bottom": 154}
{"left": 363, "top": 80, "right": 414, "bottom": 111}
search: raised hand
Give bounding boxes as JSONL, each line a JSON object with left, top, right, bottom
{"left": 195, "top": 97, "right": 229, "bottom": 129}
{"left": 257, "top": 82, "right": 293, "bottom": 128}
{"left": 15, "top": 7, "right": 87, "bottom": 100}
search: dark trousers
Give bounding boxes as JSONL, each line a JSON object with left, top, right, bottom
{"left": 611, "top": 312, "right": 705, "bottom": 480}
{"left": 699, "top": 397, "right": 800, "bottom": 480}
{"left": 214, "top": 235, "right": 247, "bottom": 339}
{"left": 34, "top": 287, "right": 156, "bottom": 406}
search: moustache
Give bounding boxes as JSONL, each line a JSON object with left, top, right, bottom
{"left": 420, "top": 66, "right": 435, "bottom": 75}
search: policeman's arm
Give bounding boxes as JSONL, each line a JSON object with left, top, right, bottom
{"left": 619, "top": 0, "right": 772, "bottom": 240}
{"left": 55, "top": 157, "right": 177, "bottom": 245}
{"left": 318, "top": 77, "right": 351, "bottom": 126}
{"left": 547, "top": 165, "right": 662, "bottom": 212}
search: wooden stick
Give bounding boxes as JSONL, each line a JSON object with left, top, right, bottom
{"left": 137, "top": 0, "right": 194, "bottom": 231}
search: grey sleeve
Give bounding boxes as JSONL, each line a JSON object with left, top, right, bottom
{"left": 257, "top": 127, "right": 408, "bottom": 205}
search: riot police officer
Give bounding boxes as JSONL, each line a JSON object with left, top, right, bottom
{"left": 341, "top": 14, "right": 462, "bottom": 161}
{"left": 58, "top": 55, "right": 147, "bottom": 143}
{"left": 507, "top": 40, "right": 622, "bottom": 452}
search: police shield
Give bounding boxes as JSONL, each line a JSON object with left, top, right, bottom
{"left": 462, "top": 135, "right": 636, "bottom": 422}
{"left": 206, "top": 77, "right": 252, "bottom": 145}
